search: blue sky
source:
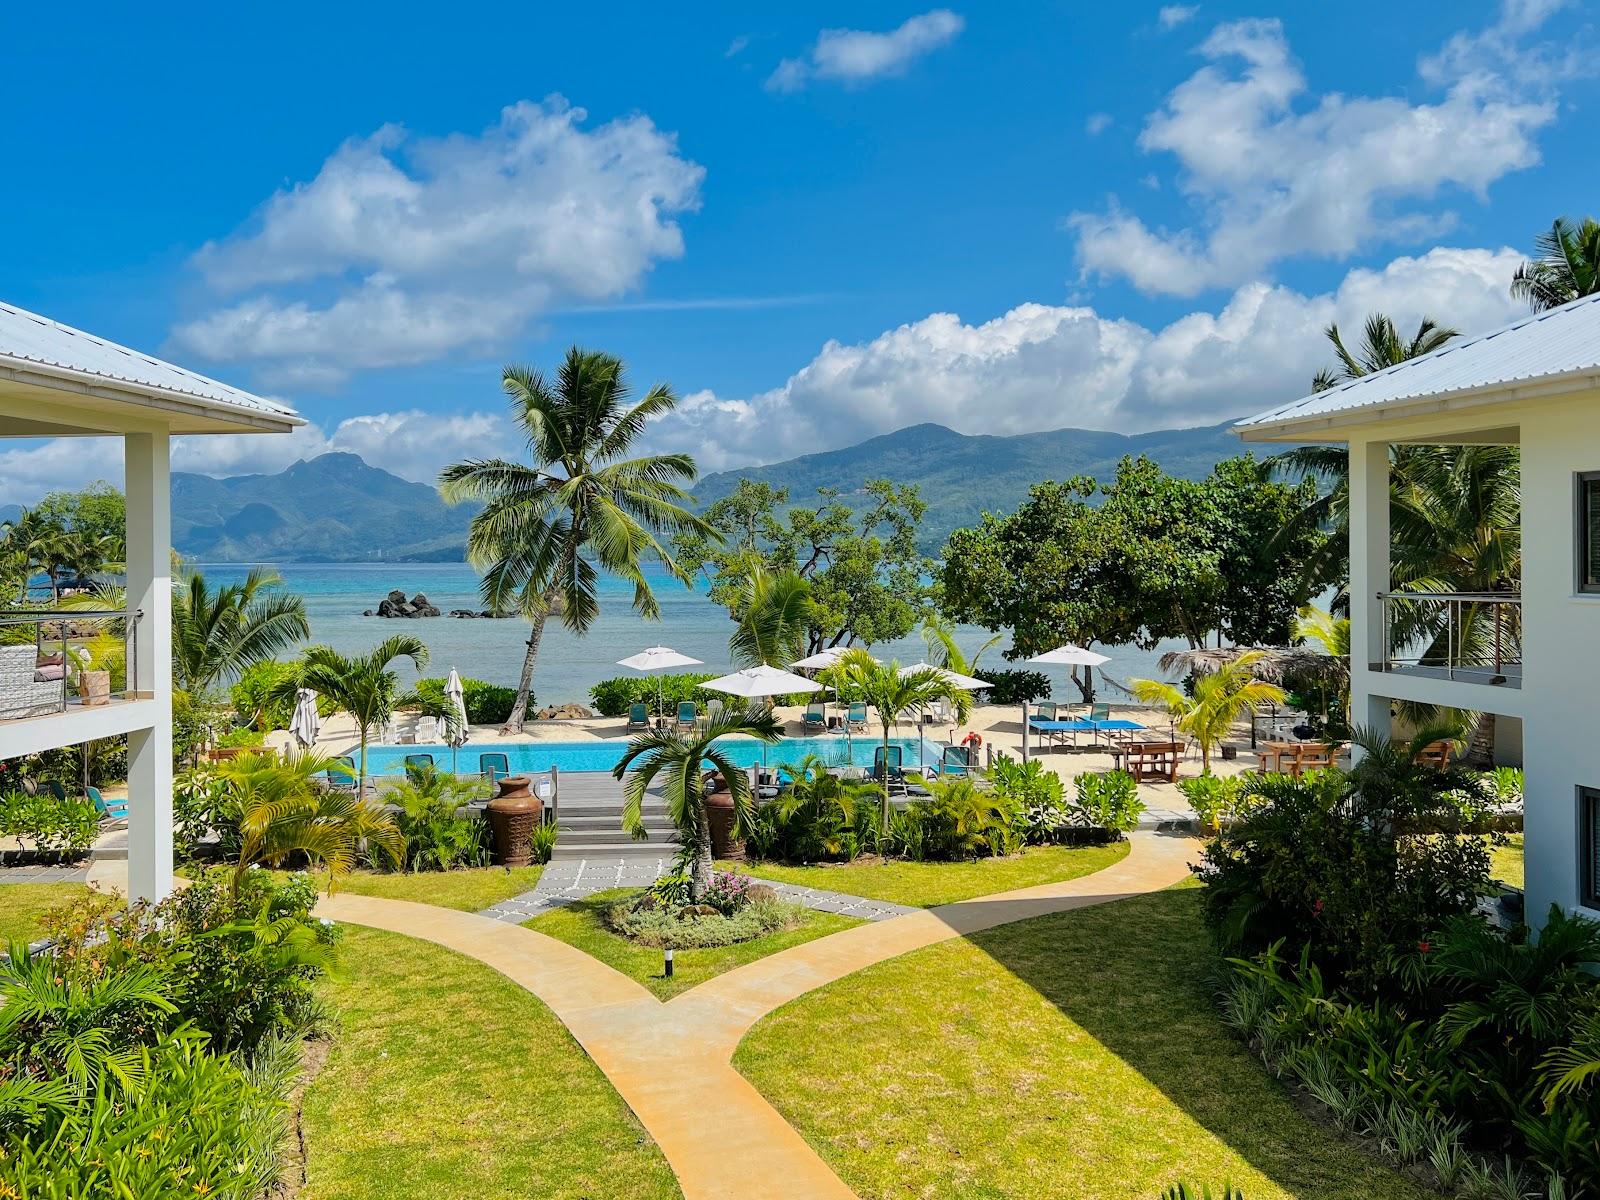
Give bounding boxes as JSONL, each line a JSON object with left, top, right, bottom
{"left": 2, "top": 1, "right": 1596, "bottom": 501}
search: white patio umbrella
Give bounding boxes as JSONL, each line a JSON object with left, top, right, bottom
{"left": 1021, "top": 644, "right": 1111, "bottom": 761}
{"left": 289, "top": 687, "right": 320, "bottom": 749}
{"left": 617, "top": 645, "right": 704, "bottom": 718}
{"left": 444, "top": 668, "right": 470, "bottom": 773}
{"left": 790, "top": 647, "right": 880, "bottom": 670}
{"left": 896, "top": 664, "right": 993, "bottom": 767}
{"left": 700, "top": 666, "right": 823, "bottom": 765}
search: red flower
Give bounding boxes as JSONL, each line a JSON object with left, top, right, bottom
{"left": 1312, "top": 899, "right": 1325, "bottom": 915}
{"left": 1418, "top": 941, "right": 1431, "bottom": 954}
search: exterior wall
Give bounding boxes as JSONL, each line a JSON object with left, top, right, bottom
{"left": 1336, "top": 386, "right": 1600, "bottom": 923}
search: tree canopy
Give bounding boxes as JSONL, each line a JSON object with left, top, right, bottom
{"left": 940, "top": 455, "right": 1323, "bottom": 678}
{"left": 675, "top": 478, "right": 932, "bottom": 655}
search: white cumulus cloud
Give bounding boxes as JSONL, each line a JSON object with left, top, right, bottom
{"left": 641, "top": 246, "right": 1528, "bottom": 471}
{"left": 1158, "top": 5, "right": 1199, "bottom": 30}
{"left": 767, "top": 10, "right": 964, "bottom": 92}
{"left": 1070, "top": 11, "right": 1558, "bottom": 296}
{"left": 169, "top": 98, "right": 703, "bottom": 385}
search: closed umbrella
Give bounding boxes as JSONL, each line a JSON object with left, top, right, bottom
{"left": 289, "top": 688, "right": 320, "bottom": 750}
{"left": 617, "top": 646, "right": 704, "bottom": 719}
{"left": 1022, "top": 644, "right": 1111, "bottom": 762}
{"left": 445, "top": 668, "right": 470, "bottom": 774}
{"left": 700, "top": 666, "right": 823, "bottom": 766}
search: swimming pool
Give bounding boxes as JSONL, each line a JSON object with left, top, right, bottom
{"left": 363, "top": 735, "right": 946, "bottom": 777}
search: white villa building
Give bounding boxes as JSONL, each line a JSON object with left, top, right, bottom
{"left": 1239, "top": 292, "right": 1600, "bottom": 924}
{"left": 0, "top": 301, "right": 300, "bottom": 900}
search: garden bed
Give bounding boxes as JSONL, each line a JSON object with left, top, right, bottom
{"left": 526, "top": 887, "right": 860, "bottom": 1000}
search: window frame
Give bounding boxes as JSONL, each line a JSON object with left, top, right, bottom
{"left": 1583, "top": 787, "right": 1600, "bottom": 911}
{"left": 1576, "top": 472, "right": 1600, "bottom": 594}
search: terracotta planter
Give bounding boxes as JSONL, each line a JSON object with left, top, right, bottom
{"left": 79, "top": 670, "right": 110, "bottom": 707}
{"left": 486, "top": 775, "right": 543, "bottom": 866}
{"left": 703, "top": 789, "right": 743, "bottom": 861}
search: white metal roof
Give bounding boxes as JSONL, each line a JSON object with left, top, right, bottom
{"left": 0, "top": 299, "right": 299, "bottom": 427}
{"left": 1236, "top": 291, "right": 1600, "bottom": 439}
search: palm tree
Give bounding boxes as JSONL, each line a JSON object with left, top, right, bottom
{"left": 1311, "top": 314, "right": 1459, "bottom": 392}
{"left": 289, "top": 634, "right": 429, "bottom": 794}
{"left": 1131, "top": 650, "right": 1286, "bottom": 774}
{"left": 440, "top": 349, "right": 715, "bottom": 732}
{"left": 921, "top": 616, "right": 1000, "bottom": 724}
{"left": 614, "top": 704, "right": 781, "bottom": 900}
{"left": 826, "top": 647, "right": 955, "bottom": 833}
{"left": 1511, "top": 216, "right": 1600, "bottom": 312}
{"left": 219, "top": 750, "right": 402, "bottom": 893}
{"left": 730, "top": 567, "right": 814, "bottom": 667}
{"left": 171, "top": 569, "right": 309, "bottom": 699}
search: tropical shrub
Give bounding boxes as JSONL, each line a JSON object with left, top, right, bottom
{"left": 0, "top": 789, "right": 99, "bottom": 856}
{"left": 1176, "top": 772, "right": 1254, "bottom": 831}
{"left": 380, "top": 764, "right": 490, "bottom": 872}
{"left": 988, "top": 754, "right": 1070, "bottom": 843}
{"left": 589, "top": 672, "right": 716, "bottom": 718}
{"left": 900, "top": 777, "right": 1021, "bottom": 861}
{"left": 606, "top": 894, "right": 805, "bottom": 949}
{"left": 414, "top": 675, "right": 519, "bottom": 725}
{"left": 215, "top": 725, "right": 267, "bottom": 749}
{"left": 1073, "top": 770, "right": 1144, "bottom": 833}
{"left": 1488, "top": 765, "right": 1524, "bottom": 808}
{"left": 984, "top": 669, "right": 1052, "bottom": 705}
{"left": 529, "top": 821, "right": 560, "bottom": 864}
{"left": 229, "top": 659, "right": 303, "bottom": 730}
{"left": 745, "top": 756, "right": 868, "bottom": 863}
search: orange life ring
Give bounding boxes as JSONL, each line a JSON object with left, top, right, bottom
{"left": 961, "top": 731, "right": 983, "bottom": 748}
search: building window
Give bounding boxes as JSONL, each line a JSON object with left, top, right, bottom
{"left": 1578, "top": 473, "right": 1600, "bottom": 593}
{"left": 1585, "top": 789, "right": 1600, "bottom": 909}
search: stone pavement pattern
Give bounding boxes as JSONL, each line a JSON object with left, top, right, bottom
{"left": 479, "top": 856, "right": 918, "bottom": 924}
{"left": 319, "top": 831, "right": 1196, "bottom": 1200}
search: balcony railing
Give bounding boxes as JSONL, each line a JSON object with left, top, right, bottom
{"left": 0, "top": 608, "right": 142, "bottom": 721}
{"left": 1377, "top": 591, "right": 1521, "bottom": 687}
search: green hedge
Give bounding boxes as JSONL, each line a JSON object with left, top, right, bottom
{"left": 985, "top": 669, "right": 1052, "bottom": 705}
{"left": 414, "top": 676, "right": 520, "bottom": 725}
{"left": 589, "top": 673, "right": 719, "bottom": 718}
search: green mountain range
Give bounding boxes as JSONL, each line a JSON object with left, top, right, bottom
{"left": 156, "top": 419, "right": 1252, "bottom": 562}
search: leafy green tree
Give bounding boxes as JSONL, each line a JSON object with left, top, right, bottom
{"left": 440, "top": 349, "right": 711, "bottom": 732}
{"left": 172, "top": 570, "right": 309, "bottom": 700}
{"left": 942, "top": 457, "right": 1320, "bottom": 700}
{"left": 615, "top": 704, "right": 781, "bottom": 900}
{"left": 1512, "top": 215, "right": 1600, "bottom": 312}
{"left": 921, "top": 616, "right": 999, "bottom": 723}
{"left": 825, "top": 648, "right": 955, "bottom": 834}
{"left": 677, "top": 478, "right": 932, "bottom": 656}
{"left": 729, "top": 566, "right": 815, "bottom": 667}
{"left": 1131, "top": 650, "right": 1286, "bottom": 774}
{"left": 286, "top": 634, "right": 429, "bottom": 795}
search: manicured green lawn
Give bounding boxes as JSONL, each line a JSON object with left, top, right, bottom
{"left": 271, "top": 865, "right": 543, "bottom": 911}
{"left": 525, "top": 888, "right": 861, "bottom": 1000}
{"left": 728, "top": 841, "right": 1131, "bottom": 907}
{"left": 735, "top": 886, "right": 1438, "bottom": 1200}
{"left": 1490, "top": 833, "right": 1524, "bottom": 889}
{"left": 0, "top": 882, "right": 91, "bottom": 944}
{"left": 302, "top": 926, "right": 681, "bottom": 1200}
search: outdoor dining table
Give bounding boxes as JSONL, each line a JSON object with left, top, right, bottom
{"left": 1108, "top": 739, "right": 1183, "bottom": 782}
{"left": 1255, "top": 740, "right": 1303, "bottom": 772}
{"left": 1025, "top": 717, "right": 1147, "bottom": 751}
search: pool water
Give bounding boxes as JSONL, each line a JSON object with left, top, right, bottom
{"left": 362, "top": 735, "right": 945, "bottom": 777}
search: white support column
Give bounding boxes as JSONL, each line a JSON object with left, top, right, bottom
{"left": 124, "top": 432, "right": 173, "bottom": 902}
{"left": 1348, "top": 439, "right": 1392, "bottom": 748}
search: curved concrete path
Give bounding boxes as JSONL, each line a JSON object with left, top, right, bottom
{"left": 316, "top": 831, "right": 1197, "bottom": 1200}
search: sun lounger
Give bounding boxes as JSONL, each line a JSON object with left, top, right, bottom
{"left": 403, "top": 753, "right": 435, "bottom": 777}
{"left": 479, "top": 752, "right": 510, "bottom": 783}
{"left": 326, "top": 756, "right": 358, "bottom": 791}
{"left": 872, "top": 745, "right": 931, "bottom": 798}
{"left": 938, "top": 744, "right": 973, "bottom": 775}
{"left": 627, "top": 702, "right": 650, "bottom": 730}
{"left": 87, "top": 785, "right": 128, "bottom": 825}
{"left": 675, "top": 701, "right": 699, "bottom": 734}
{"left": 847, "top": 702, "right": 867, "bottom": 731}
{"left": 802, "top": 702, "right": 826, "bottom": 732}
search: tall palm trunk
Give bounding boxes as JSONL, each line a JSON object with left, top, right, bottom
{"left": 1468, "top": 712, "right": 1497, "bottom": 767}
{"left": 503, "top": 593, "right": 553, "bottom": 733}
{"left": 691, "top": 792, "right": 714, "bottom": 900}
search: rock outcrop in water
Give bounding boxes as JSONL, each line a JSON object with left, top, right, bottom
{"left": 371, "top": 589, "right": 441, "bottom": 618}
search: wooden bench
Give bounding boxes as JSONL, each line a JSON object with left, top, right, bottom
{"left": 1414, "top": 739, "right": 1455, "bottom": 771}
{"left": 1112, "top": 740, "right": 1182, "bottom": 783}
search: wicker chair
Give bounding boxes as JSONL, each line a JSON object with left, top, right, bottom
{"left": 0, "top": 645, "right": 62, "bottom": 720}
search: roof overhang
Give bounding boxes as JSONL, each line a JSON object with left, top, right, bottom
{"left": 0, "top": 357, "right": 303, "bottom": 437}
{"left": 1235, "top": 365, "right": 1600, "bottom": 444}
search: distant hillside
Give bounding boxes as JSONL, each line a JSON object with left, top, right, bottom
{"left": 0, "top": 504, "right": 20, "bottom": 527}
{"left": 693, "top": 420, "right": 1252, "bottom": 549}
{"left": 171, "top": 453, "right": 476, "bottom": 562}
{"left": 142, "top": 419, "right": 1255, "bottom": 562}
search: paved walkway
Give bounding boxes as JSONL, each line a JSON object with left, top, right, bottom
{"left": 0, "top": 863, "right": 90, "bottom": 884}
{"left": 479, "top": 856, "right": 918, "bottom": 924}
{"left": 318, "top": 830, "right": 1197, "bottom": 1200}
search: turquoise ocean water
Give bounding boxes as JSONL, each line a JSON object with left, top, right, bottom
{"left": 199, "top": 562, "right": 1177, "bottom": 707}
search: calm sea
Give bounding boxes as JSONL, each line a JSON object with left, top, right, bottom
{"left": 198, "top": 561, "right": 1177, "bottom": 706}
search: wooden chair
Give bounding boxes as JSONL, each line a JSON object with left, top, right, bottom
{"left": 1256, "top": 742, "right": 1303, "bottom": 775}
{"left": 1294, "top": 743, "right": 1342, "bottom": 774}
{"left": 1414, "top": 739, "right": 1455, "bottom": 771}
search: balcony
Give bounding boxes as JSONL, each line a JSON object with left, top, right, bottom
{"left": 0, "top": 608, "right": 145, "bottom": 726}
{"left": 1376, "top": 591, "right": 1521, "bottom": 688}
